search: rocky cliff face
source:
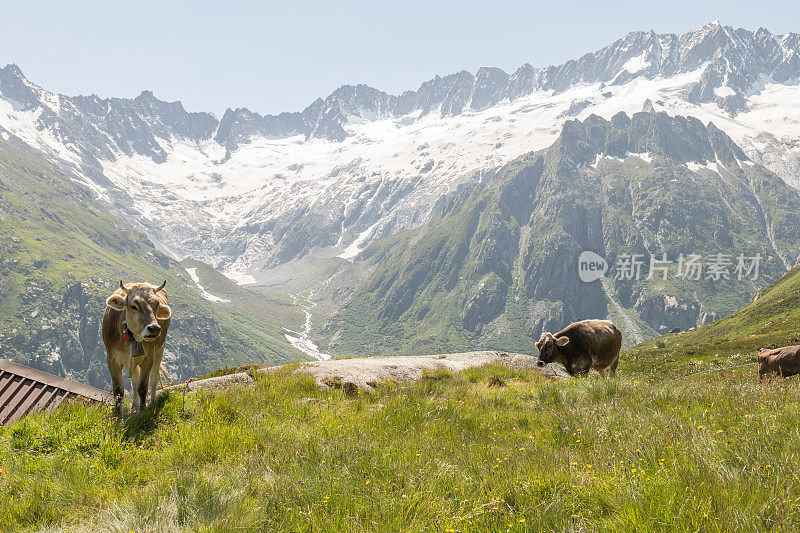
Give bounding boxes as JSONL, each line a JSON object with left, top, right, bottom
{"left": 321, "top": 110, "right": 800, "bottom": 356}
{"left": 3, "top": 281, "right": 118, "bottom": 386}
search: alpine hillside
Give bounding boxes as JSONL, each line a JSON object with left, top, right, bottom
{"left": 0, "top": 138, "right": 305, "bottom": 387}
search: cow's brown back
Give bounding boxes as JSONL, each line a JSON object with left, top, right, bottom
{"left": 555, "top": 319, "right": 622, "bottom": 374}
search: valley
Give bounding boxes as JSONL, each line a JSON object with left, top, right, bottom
{"left": 1, "top": 20, "right": 799, "bottom": 381}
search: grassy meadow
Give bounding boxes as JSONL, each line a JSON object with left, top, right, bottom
{"left": 626, "top": 264, "right": 800, "bottom": 379}
{"left": 7, "top": 263, "right": 800, "bottom": 531}
{"left": 1, "top": 360, "right": 798, "bottom": 532}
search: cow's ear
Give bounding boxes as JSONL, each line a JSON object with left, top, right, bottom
{"left": 556, "top": 336, "right": 570, "bottom": 347}
{"left": 106, "top": 294, "right": 126, "bottom": 311}
{"left": 156, "top": 304, "right": 172, "bottom": 320}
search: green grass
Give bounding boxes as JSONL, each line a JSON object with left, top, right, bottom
{"left": 2, "top": 362, "right": 799, "bottom": 531}
{"left": 197, "top": 365, "right": 262, "bottom": 380}
{"left": 628, "top": 264, "right": 800, "bottom": 379}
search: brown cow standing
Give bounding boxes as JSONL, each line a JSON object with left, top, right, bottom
{"left": 757, "top": 345, "right": 800, "bottom": 380}
{"left": 535, "top": 319, "right": 622, "bottom": 376}
{"left": 102, "top": 281, "right": 172, "bottom": 415}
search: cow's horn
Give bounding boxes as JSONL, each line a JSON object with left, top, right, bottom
{"left": 154, "top": 280, "right": 166, "bottom": 293}
{"left": 119, "top": 280, "right": 128, "bottom": 294}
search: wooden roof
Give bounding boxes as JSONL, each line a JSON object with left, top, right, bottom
{"left": 0, "top": 359, "right": 112, "bottom": 426}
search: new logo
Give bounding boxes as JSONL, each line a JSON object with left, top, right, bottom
{"left": 578, "top": 251, "right": 608, "bottom": 283}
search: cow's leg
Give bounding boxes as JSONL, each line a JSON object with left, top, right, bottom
{"left": 147, "top": 344, "right": 165, "bottom": 407}
{"left": 148, "top": 364, "right": 161, "bottom": 406}
{"left": 608, "top": 355, "right": 619, "bottom": 377}
{"left": 107, "top": 352, "right": 125, "bottom": 417}
{"left": 570, "top": 356, "right": 592, "bottom": 376}
{"left": 140, "top": 343, "right": 164, "bottom": 405}
{"left": 135, "top": 357, "right": 155, "bottom": 410}
{"left": 130, "top": 366, "right": 143, "bottom": 412}
{"left": 597, "top": 368, "right": 606, "bottom": 378}
{"left": 137, "top": 375, "right": 150, "bottom": 410}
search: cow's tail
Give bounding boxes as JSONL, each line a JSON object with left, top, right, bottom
{"left": 613, "top": 323, "right": 623, "bottom": 353}
{"left": 158, "top": 364, "right": 173, "bottom": 389}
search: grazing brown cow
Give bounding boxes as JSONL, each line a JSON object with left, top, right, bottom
{"left": 102, "top": 281, "right": 172, "bottom": 415}
{"left": 757, "top": 345, "right": 800, "bottom": 380}
{"left": 535, "top": 319, "right": 622, "bottom": 376}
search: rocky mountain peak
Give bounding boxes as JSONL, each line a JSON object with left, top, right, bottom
{"left": 0, "top": 63, "right": 42, "bottom": 110}
{"left": 1, "top": 23, "right": 798, "bottom": 274}
{"left": 703, "top": 19, "right": 722, "bottom": 31}
{"left": 135, "top": 89, "right": 156, "bottom": 101}
{"left": 2, "top": 22, "right": 798, "bottom": 152}
{"left": 323, "top": 104, "right": 800, "bottom": 354}
{"left": 555, "top": 110, "right": 752, "bottom": 169}
{"left": 1, "top": 63, "right": 25, "bottom": 77}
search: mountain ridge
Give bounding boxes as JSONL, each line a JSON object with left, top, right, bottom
{"left": 3, "top": 20, "right": 798, "bottom": 150}
{"left": 1, "top": 21, "right": 799, "bottom": 277}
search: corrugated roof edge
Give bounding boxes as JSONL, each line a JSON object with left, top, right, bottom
{"left": 0, "top": 359, "right": 113, "bottom": 403}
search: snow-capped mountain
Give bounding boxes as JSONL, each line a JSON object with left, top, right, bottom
{"left": 320, "top": 110, "right": 800, "bottom": 356}
{"left": 0, "top": 21, "right": 798, "bottom": 281}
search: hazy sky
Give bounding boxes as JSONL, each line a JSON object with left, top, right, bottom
{"left": 1, "top": 0, "right": 797, "bottom": 116}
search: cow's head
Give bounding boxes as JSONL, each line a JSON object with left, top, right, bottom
{"left": 106, "top": 281, "right": 171, "bottom": 342}
{"left": 535, "top": 332, "right": 569, "bottom": 367}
